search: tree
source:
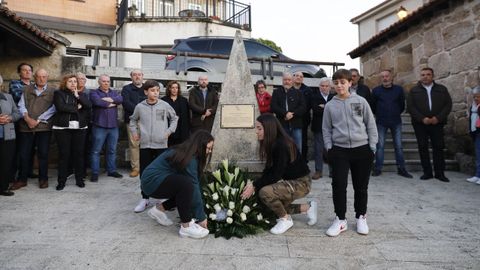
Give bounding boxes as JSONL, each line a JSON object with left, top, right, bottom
{"left": 255, "top": 38, "right": 282, "bottom": 52}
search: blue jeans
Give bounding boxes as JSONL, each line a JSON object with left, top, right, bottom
{"left": 91, "top": 126, "right": 119, "bottom": 175}
{"left": 475, "top": 132, "right": 480, "bottom": 177}
{"left": 314, "top": 131, "right": 324, "bottom": 172}
{"left": 375, "top": 123, "right": 405, "bottom": 171}
{"left": 283, "top": 126, "right": 302, "bottom": 154}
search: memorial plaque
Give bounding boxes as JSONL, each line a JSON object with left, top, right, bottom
{"left": 220, "top": 104, "right": 255, "bottom": 128}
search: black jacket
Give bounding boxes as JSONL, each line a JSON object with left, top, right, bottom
{"left": 407, "top": 81, "right": 452, "bottom": 124}
{"left": 188, "top": 85, "right": 218, "bottom": 132}
{"left": 270, "top": 87, "right": 306, "bottom": 129}
{"left": 310, "top": 90, "right": 334, "bottom": 132}
{"left": 253, "top": 138, "right": 309, "bottom": 191}
{"left": 295, "top": 83, "right": 313, "bottom": 127}
{"left": 121, "top": 83, "right": 146, "bottom": 123}
{"left": 161, "top": 95, "right": 190, "bottom": 144}
{"left": 351, "top": 84, "right": 372, "bottom": 109}
{"left": 53, "top": 90, "right": 92, "bottom": 128}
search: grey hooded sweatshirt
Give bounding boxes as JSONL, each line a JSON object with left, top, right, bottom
{"left": 322, "top": 93, "right": 378, "bottom": 151}
{"left": 129, "top": 100, "right": 178, "bottom": 149}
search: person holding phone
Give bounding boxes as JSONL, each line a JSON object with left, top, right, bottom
{"left": 52, "top": 74, "right": 92, "bottom": 190}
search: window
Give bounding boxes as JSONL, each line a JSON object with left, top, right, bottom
{"left": 186, "top": 40, "right": 212, "bottom": 53}
{"left": 188, "top": 3, "right": 202, "bottom": 11}
{"left": 210, "top": 40, "right": 233, "bottom": 55}
{"left": 376, "top": 12, "right": 397, "bottom": 33}
{"left": 395, "top": 44, "right": 413, "bottom": 73}
{"left": 245, "top": 41, "right": 279, "bottom": 59}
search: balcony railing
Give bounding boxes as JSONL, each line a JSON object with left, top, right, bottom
{"left": 117, "top": 0, "right": 251, "bottom": 30}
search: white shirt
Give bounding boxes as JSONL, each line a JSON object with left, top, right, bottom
{"left": 422, "top": 83, "right": 433, "bottom": 110}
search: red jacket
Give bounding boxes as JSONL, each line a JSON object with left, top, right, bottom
{"left": 256, "top": 92, "right": 271, "bottom": 114}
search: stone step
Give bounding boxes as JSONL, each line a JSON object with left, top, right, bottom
{"left": 382, "top": 148, "right": 448, "bottom": 160}
{"left": 380, "top": 159, "right": 459, "bottom": 172}
{"left": 385, "top": 138, "right": 418, "bottom": 148}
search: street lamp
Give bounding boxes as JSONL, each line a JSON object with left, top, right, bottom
{"left": 397, "top": 6, "right": 408, "bottom": 19}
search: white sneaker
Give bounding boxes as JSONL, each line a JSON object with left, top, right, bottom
{"left": 325, "top": 216, "right": 347, "bottom": 237}
{"left": 467, "top": 176, "right": 480, "bottom": 183}
{"left": 147, "top": 206, "right": 173, "bottom": 226}
{"left": 356, "top": 215, "right": 369, "bottom": 235}
{"left": 179, "top": 220, "right": 209, "bottom": 239}
{"left": 270, "top": 216, "right": 294, "bottom": 234}
{"left": 134, "top": 199, "right": 150, "bottom": 213}
{"left": 307, "top": 200, "right": 318, "bottom": 226}
{"left": 476, "top": 178, "right": 480, "bottom": 185}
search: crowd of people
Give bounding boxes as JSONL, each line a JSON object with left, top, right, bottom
{"left": 1, "top": 62, "right": 474, "bottom": 239}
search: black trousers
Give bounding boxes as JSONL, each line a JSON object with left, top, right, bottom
{"left": 412, "top": 123, "right": 445, "bottom": 176}
{"left": 149, "top": 174, "right": 194, "bottom": 223}
{"left": 55, "top": 129, "right": 87, "bottom": 183}
{"left": 0, "top": 139, "right": 15, "bottom": 191}
{"left": 140, "top": 148, "right": 166, "bottom": 199}
{"left": 329, "top": 144, "right": 374, "bottom": 220}
{"left": 18, "top": 131, "right": 51, "bottom": 182}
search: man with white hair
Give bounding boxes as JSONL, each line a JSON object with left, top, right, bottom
{"left": 89, "top": 74, "right": 124, "bottom": 182}
{"left": 310, "top": 77, "right": 334, "bottom": 179}
{"left": 121, "top": 69, "right": 146, "bottom": 177}
{"left": 270, "top": 72, "right": 306, "bottom": 152}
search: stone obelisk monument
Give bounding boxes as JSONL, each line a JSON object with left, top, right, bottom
{"left": 210, "top": 30, "right": 263, "bottom": 172}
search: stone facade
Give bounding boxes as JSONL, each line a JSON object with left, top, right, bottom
{"left": 358, "top": 0, "right": 480, "bottom": 173}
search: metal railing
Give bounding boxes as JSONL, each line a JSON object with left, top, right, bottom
{"left": 117, "top": 0, "right": 251, "bottom": 30}
{"left": 86, "top": 45, "right": 344, "bottom": 78}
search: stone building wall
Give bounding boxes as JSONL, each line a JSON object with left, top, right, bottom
{"left": 358, "top": 0, "right": 480, "bottom": 174}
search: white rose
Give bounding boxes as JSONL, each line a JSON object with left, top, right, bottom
{"left": 227, "top": 209, "right": 233, "bottom": 216}
{"left": 226, "top": 217, "right": 233, "bottom": 224}
{"left": 209, "top": 213, "right": 217, "bottom": 220}
{"left": 231, "top": 188, "right": 237, "bottom": 196}
{"left": 229, "top": 201, "right": 235, "bottom": 209}
{"left": 253, "top": 203, "right": 257, "bottom": 207}
{"left": 242, "top": 205, "right": 251, "bottom": 213}
{"left": 212, "top": 193, "right": 219, "bottom": 201}
{"left": 205, "top": 204, "right": 210, "bottom": 209}
{"left": 240, "top": 212, "right": 247, "bottom": 221}
{"left": 213, "top": 203, "right": 221, "bottom": 212}
{"left": 257, "top": 213, "right": 263, "bottom": 221}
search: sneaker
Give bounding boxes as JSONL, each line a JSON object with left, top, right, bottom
{"left": 356, "top": 215, "right": 369, "bottom": 235}
{"left": 147, "top": 206, "right": 173, "bottom": 226}
{"left": 108, "top": 172, "right": 123, "bottom": 178}
{"left": 371, "top": 170, "right": 381, "bottom": 177}
{"left": 325, "top": 216, "right": 347, "bottom": 237}
{"left": 476, "top": 178, "right": 480, "bottom": 185}
{"left": 179, "top": 220, "right": 209, "bottom": 239}
{"left": 270, "top": 216, "right": 294, "bottom": 234}
{"left": 306, "top": 201, "right": 318, "bottom": 226}
{"left": 134, "top": 199, "right": 150, "bottom": 213}
{"left": 466, "top": 176, "right": 479, "bottom": 183}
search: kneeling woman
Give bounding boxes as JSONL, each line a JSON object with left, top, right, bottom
{"left": 141, "top": 130, "right": 213, "bottom": 239}
{"left": 241, "top": 113, "right": 317, "bottom": 234}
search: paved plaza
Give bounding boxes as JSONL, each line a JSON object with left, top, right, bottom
{"left": 1, "top": 163, "right": 479, "bottom": 270}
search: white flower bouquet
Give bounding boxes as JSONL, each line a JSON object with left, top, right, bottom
{"left": 202, "top": 159, "right": 271, "bottom": 239}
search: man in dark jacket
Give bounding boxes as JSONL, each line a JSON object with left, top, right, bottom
{"left": 121, "top": 69, "right": 146, "bottom": 177}
{"left": 350, "top": 68, "right": 372, "bottom": 108}
{"left": 188, "top": 75, "right": 218, "bottom": 133}
{"left": 293, "top": 72, "right": 313, "bottom": 161}
{"left": 271, "top": 72, "right": 306, "bottom": 152}
{"left": 310, "top": 77, "right": 334, "bottom": 179}
{"left": 371, "top": 69, "right": 412, "bottom": 178}
{"left": 407, "top": 67, "right": 452, "bottom": 182}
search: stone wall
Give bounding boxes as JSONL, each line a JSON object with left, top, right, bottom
{"left": 359, "top": 0, "right": 480, "bottom": 173}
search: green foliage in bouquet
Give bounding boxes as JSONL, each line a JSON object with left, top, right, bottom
{"left": 202, "top": 159, "right": 272, "bottom": 239}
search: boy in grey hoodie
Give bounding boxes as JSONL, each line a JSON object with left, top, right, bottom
{"left": 129, "top": 80, "right": 178, "bottom": 213}
{"left": 322, "top": 69, "right": 378, "bottom": 237}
